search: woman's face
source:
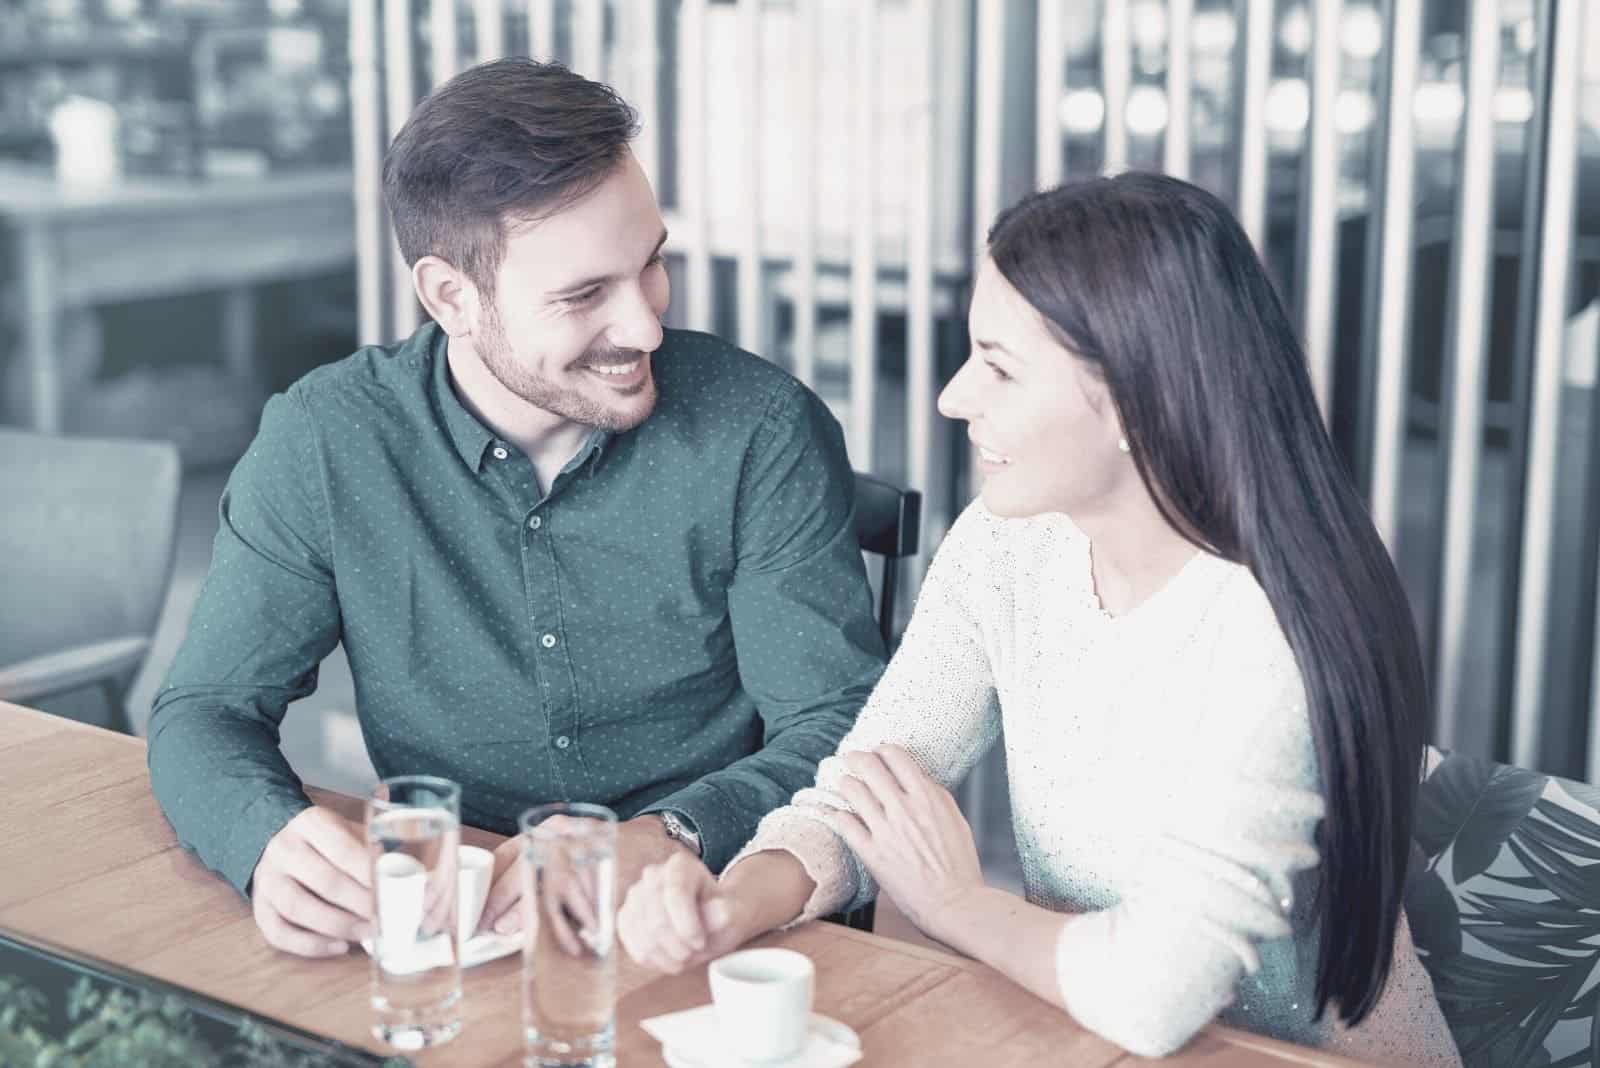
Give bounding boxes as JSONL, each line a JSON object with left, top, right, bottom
{"left": 938, "top": 259, "right": 1131, "bottom": 519}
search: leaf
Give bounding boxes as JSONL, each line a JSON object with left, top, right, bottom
{"left": 1555, "top": 777, "right": 1600, "bottom": 817}
{"left": 1521, "top": 809, "right": 1600, "bottom": 864}
{"left": 1406, "top": 866, "right": 1463, "bottom": 959}
{"left": 1535, "top": 799, "right": 1600, "bottom": 858}
{"left": 1509, "top": 953, "right": 1596, "bottom": 1067}
{"left": 1508, "top": 836, "right": 1600, "bottom": 911}
{"left": 1416, "top": 753, "right": 1549, "bottom": 881}
{"left": 1464, "top": 890, "right": 1600, "bottom": 932}
{"left": 1460, "top": 923, "right": 1594, "bottom": 963}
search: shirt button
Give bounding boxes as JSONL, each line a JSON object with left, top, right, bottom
{"left": 527, "top": 515, "right": 542, "bottom": 531}
{"left": 541, "top": 633, "right": 557, "bottom": 649}
{"left": 492, "top": 445, "right": 508, "bottom": 460}
{"left": 554, "top": 735, "right": 571, "bottom": 750}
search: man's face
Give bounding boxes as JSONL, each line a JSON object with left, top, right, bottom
{"left": 471, "top": 151, "right": 671, "bottom": 432}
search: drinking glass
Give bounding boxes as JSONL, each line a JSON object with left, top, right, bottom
{"left": 366, "top": 775, "right": 462, "bottom": 1051}
{"left": 519, "top": 802, "right": 618, "bottom": 1068}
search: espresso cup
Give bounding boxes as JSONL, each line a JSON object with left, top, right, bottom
{"left": 709, "top": 948, "right": 815, "bottom": 1062}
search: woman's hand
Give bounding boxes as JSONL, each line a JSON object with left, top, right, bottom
{"left": 617, "top": 852, "right": 742, "bottom": 974}
{"left": 822, "top": 745, "right": 986, "bottom": 946}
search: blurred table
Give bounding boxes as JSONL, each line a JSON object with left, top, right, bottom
{"left": 0, "top": 165, "right": 355, "bottom": 432}
{"left": 0, "top": 701, "right": 1375, "bottom": 1066}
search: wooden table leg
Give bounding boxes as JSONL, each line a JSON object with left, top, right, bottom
{"left": 19, "top": 222, "right": 60, "bottom": 433}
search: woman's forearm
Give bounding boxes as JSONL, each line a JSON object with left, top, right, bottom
{"left": 936, "top": 886, "right": 1072, "bottom": 1009}
{"left": 720, "top": 849, "right": 817, "bottom": 940}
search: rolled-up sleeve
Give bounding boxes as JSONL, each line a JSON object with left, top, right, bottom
{"left": 147, "top": 388, "right": 342, "bottom": 897}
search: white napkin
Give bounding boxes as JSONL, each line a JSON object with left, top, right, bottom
{"left": 640, "top": 1004, "right": 863, "bottom": 1068}
{"left": 359, "top": 929, "right": 521, "bottom": 972}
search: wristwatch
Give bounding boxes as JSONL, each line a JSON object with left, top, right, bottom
{"left": 658, "top": 810, "right": 703, "bottom": 858}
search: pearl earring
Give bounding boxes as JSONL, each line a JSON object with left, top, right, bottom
{"left": 1117, "top": 436, "right": 1131, "bottom": 454}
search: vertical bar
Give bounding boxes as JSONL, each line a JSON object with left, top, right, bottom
{"left": 1298, "top": 0, "right": 1341, "bottom": 417}
{"left": 1101, "top": 0, "right": 1130, "bottom": 175}
{"left": 474, "top": 0, "right": 503, "bottom": 63}
{"left": 528, "top": 0, "right": 556, "bottom": 59}
{"left": 631, "top": 0, "right": 662, "bottom": 189}
{"left": 792, "top": 0, "right": 820, "bottom": 388}
{"left": 575, "top": 0, "right": 605, "bottom": 80}
{"left": 680, "top": 0, "right": 713, "bottom": 332}
{"left": 908, "top": 0, "right": 938, "bottom": 502}
{"left": 849, "top": 0, "right": 880, "bottom": 466}
{"left": 1431, "top": 0, "right": 1501, "bottom": 748}
{"left": 972, "top": 0, "right": 1005, "bottom": 258}
{"left": 1163, "top": 0, "right": 1193, "bottom": 180}
{"left": 19, "top": 226, "right": 60, "bottom": 433}
{"left": 736, "top": 0, "right": 763, "bottom": 355}
{"left": 384, "top": 0, "right": 419, "bottom": 340}
{"left": 350, "top": 0, "right": 386, "bottom": 346}
{"left": 1236, "top": 0, "right": 1274, "bottom": 250}
{"left": 431, "top": 0, "right": 459, "bottom": 85}
{"left": 1364, "top": 0, "right": 1422, "bottom": 550}
{"left": 220, "top": 287, "right": 257, "bottom": 382}
{"left": 1510, "top": 0, "right": 1581, "bottom": 768}
{"left": 1035, "top": 0, "right": 1064, "bottom": 189}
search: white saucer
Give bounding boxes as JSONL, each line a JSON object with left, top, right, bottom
{"left": 359, "top": 929, "right": 521, "bottom": 970}
{"left": 650, "top": 1009, "right": 861, "bottom": 1068}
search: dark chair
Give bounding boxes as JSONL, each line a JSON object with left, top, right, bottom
{"left": 822, "top": 472, "right": 922, "bottom": 935}
{"left": 1405, "top": 745, "right": 1600, "bottom": 1067}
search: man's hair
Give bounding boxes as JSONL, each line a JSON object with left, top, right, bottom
{"left": 382, "top": 57, "right": 639, "bottom": 296}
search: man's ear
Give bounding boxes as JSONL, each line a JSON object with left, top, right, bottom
{"left": 412, "top": 256, "right": 478, "bottom": 336}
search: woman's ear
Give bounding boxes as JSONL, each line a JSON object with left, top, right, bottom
{"left": 412, "top": 256, "right": 478, "bottom": 337}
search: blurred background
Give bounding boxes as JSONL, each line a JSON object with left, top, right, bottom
{"left": 3, "top": 0, "right": 1599, "bottom": 893}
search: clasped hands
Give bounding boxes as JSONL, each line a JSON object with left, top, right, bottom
{"left": 617, "top": 745, "right": 987, "bottom": 973}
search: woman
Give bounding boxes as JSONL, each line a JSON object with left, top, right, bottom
{"left": 617, "top": 174, "right": 1460, "bottom": 1064}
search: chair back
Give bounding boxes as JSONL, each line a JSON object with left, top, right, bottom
{"left": 0, "top": 429, "right": 180, "bottom": 722}
{"left": 1405, "top": 745, "right": 1600, "bottom": 1067}
{"left": 852, "top": 471, "right": 921, "bottom": 649}
{"left": 830, "top": 472, "right": 922, "bottom": 935}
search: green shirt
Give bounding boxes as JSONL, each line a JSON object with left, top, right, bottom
{"left": 147, "top": 324, "right": 885, "bottom": 895}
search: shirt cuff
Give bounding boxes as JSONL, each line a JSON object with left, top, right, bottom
{"left": 219, "top": 791, "right": 313, "bottom": 899}
{"left": 636, "top": 780, "right": 749, "bottom": 873}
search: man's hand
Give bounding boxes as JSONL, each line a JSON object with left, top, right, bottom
{"left": 250, "top": 807, "right": 373, "bottom": 957}
{"left": 617, "top": 852, "right": 741, "bottom": 974}
{"left": 479, "top": 813, "right": 692, "bottom": 937}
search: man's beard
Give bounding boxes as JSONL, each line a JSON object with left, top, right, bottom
{"left": 475, "top": 302, "right": 657, "bottom": 432}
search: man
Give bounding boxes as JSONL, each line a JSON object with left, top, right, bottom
{"left": 147, "top": 58, "right": 885, "bottom": 958}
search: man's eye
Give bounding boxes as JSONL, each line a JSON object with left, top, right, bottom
{"left": 564, "top": 286, "right": 602, "bottom": 306}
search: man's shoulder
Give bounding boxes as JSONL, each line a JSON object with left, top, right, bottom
{"left": 653, "top": 329, "right": 806, "bottom": 408}
{"left": 285, "top": 326, "right": 438, "bottom": 422}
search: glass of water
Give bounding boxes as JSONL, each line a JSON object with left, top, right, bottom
{"left": 366, "top": 775, "right": 463, "bottom": 1051}
{"left": 519, "top": 802, "right": 618, "bottom": 1068}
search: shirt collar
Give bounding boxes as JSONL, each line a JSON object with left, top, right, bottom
{"left": 429, "top": 325, "right": 498, "bottom": 472}
{"left": 429, "top": 324, "right": 620, "bottom": 475}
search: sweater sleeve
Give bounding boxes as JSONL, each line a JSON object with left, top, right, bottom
{"left": 722, "top": 502, "right": 1002, "bottom": 920}
{"left": 1052, "top": 599, "right": 1325, "bottom": 1058}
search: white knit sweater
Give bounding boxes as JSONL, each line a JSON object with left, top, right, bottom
{"left": 728, "top": 500, "right": 1461, "bottom": 1065}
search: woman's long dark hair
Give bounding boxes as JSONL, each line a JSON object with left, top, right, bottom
{"left": 987, "top": 172, "right": 1426, "bottom": 1025}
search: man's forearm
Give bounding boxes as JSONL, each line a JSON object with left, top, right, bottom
{"left": 147, "top": 690, "right": 312, "bottom": 896}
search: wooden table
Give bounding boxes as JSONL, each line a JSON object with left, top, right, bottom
{"left": 0, "top": 702, "right": 1370, "bottom": 1066}
{"left": 0, "top": 165, "right": 355, "bottom": 432}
